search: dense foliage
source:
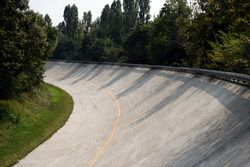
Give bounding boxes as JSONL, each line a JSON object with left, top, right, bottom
{"left": 0, "top": 0, "right": 57, "bottom": 98}
{"left": 52, "top": 0, "right": 249, "bottom": 74}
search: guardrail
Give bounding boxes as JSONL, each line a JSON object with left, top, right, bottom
{"left": 48, "top": 59, "right": 250, "bottom": 87}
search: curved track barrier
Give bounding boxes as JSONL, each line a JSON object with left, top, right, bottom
{"left": 49, "top": 59, "right": 250, "bottom": 87}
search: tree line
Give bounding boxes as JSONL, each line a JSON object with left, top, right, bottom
{"left": 52, "top": 0, "right": 250, "bottom": 74}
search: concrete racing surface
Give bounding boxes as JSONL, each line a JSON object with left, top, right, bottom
{"left": 15, "top": 61, "right": 250, "bottom": 167}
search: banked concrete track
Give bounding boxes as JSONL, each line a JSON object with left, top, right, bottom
{"left": 15, "top": 61, "right": 250, "bottom": 167}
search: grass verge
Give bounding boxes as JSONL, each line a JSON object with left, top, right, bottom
{"left": 0, "top": 83, "right": 73, "bottom": 167}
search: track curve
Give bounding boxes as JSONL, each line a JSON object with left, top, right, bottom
{"left": 15, "top": 61, "right": 250, "bottom": 167}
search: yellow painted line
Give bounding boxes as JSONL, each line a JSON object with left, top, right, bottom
{"left": 86, "top": 88, "right": 121, "bottom": 167}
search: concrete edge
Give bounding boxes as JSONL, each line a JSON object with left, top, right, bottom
{"left": 47, "top": 59, "right": 250, "bottom": 87}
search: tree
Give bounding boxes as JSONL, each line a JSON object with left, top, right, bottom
{"left": 0, "top": 0, "right": 30, "bottom": 97}
{"left": 110, "top": 0, "right": 124, "bottom": 44}
{"left": 44, "top": 14, "right": 58, "bottom": 57}
{"left": 123, "top": 0, "right": 137, "bottom": 32}
{"left": 136, "top": 0, "right": 151, "bottom": 24}
{"left": 53, "top": 4, "right": 82, "bottom": 60}
{"left": 63, "top": 4, "right": 79, "bottom": 39}
{"left": 99, "top": 1, "right": 124, "bottom": 44}
{"left": 0, "top": 0, "right": 56, "bottom": 98}
{"left": 57, "top": 21, "right": 66, "bottom": 33}
{"left": 83, "top": 11, "right": 92, "bottom": 34}
{"left": 44, "top": 14, "right": 52, "bottom": 27}
{"left": 100, "top": 4, "right": 111, "bottom": 36}
{"left": 21, "top": 11, "right": 49, "bottom": 88}
{"left": 148, "top": 0, "right": 191, "bottom": 66}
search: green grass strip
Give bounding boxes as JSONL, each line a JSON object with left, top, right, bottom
{"left": 0, "top": 83, "right": 74, "bottom": 167}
